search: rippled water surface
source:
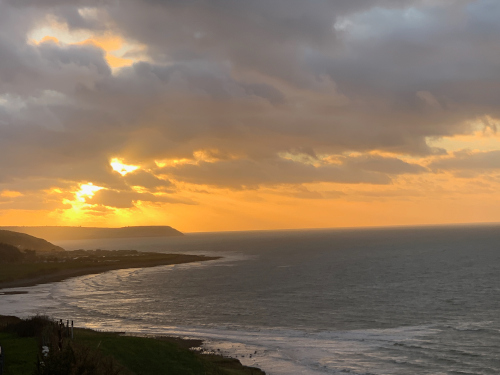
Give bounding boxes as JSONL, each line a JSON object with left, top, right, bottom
{"left": 2, "top": 226, "right": 500, "bottom": 374}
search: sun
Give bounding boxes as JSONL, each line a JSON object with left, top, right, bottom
{"left": 110, "top": 158, "right": 140, "bottom": 176}
{"left": 60, "top": 182, "right": 105, "bottom": 222}
{"left": 75, "top": 183, "right": 103, "bottom": 202}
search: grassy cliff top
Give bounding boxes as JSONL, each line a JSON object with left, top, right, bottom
{"left": 0, "top": 315, "right": 265, "bottom": 375}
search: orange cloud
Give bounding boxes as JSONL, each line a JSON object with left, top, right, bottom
{"left": 78, "top": 35, "right": 134, "bottom": 68}
{"left": 0, "top": 191, "right": 23, "bottom": 198}
{"left": 34, "top": 35, "right": 60, "bottom": 45}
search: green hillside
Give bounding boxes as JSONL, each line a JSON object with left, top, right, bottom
{"left": 0, "top": 230, "right": 64, "bottom": 252}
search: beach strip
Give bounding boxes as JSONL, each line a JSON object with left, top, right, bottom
{"left": 0, "top": 253, "right": 220, "bottom": 290}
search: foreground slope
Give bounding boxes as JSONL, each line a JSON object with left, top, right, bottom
{"left": 0, "top": 316, "right": 265, "bottom": 375}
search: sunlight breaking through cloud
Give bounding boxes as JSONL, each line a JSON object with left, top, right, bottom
{"left": 74, "top": 183, "right": 104, "bottom": 203}
{"left": 110, "top": 158, "right": 140, "bottom": 176}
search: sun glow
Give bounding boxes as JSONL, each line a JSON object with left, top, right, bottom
{"left": 110, "top": 158, "right": 140, "bottom": 176}
{"left": 426, "top": 116, "right": 500, "bottom": 153}
{"left": 0, "top": 190, "right": 23, "bottom": 198}
{"left": 29, "top": 18, "right": 145, "bottom": 70}
{"left": 74, "top": 183, "right": 104, "bottom": 203}
{"left": 155, "top": 158, "right": 193, "bottom": 168}
{"left": 155, "top": 149, "right": 225, "bottom": 168}
{"left": 60, "top": 183, "right": 105, "bottom": 221}
{"left": 78, "top": 34, "right": 136, "bottom": 68}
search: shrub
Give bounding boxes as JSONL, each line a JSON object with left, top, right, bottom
{"left": 35, "top": 342, "right": 122, "bottom": 375}
{"left": 4, "top": 316, "right": 124, "bottom": 375}
{"left": 0, "top": 242, "right": 24, "bottom": 263}
{"left": 4, "top": 315, "right": 54, "bottom": 338}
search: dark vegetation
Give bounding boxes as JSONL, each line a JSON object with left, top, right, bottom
{"left": 0, "top": 243, "right": 37, "bottom": 263}
{"left": 0, "top": 243, "right": 25, "bottom": 263}
{"left": 0, "top": 316, "right": 265, "bottom": 375}
{"left": 0, "top": 230, "right": 63, "bottom": 253}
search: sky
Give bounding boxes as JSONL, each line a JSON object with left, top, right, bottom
{"left": 1, "top": 0, "right": 500, "bottom": 232}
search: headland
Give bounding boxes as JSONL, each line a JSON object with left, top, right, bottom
{"left": 0, "top": 225, "right": 184, "bottom": 241}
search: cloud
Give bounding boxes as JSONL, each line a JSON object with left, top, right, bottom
{"left": 0, "top": 186, "right": 71, "bottom": 210}
{"left": 88, "top": 189, "right": 194, "bottom": 208}
{"left": 342, "top": 155, "right": 427, "bottom": 175}
{"left": 429, "top": 150, "right": 500, "bottom": 174}
{"left": 122, "top": 170, "right": 172, "bottom": 190}
{"left": 0, "top": 0, "right": 499, "bottom": 221}
{"left": 157, "top": 155, "right": 425, "bottom": 189}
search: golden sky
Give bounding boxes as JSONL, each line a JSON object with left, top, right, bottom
{"left": 1, "top": 1, "right": 500, "bottom": 232}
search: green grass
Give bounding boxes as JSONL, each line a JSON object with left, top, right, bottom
{"left": 0, "top": 317, "right": 264, "bottom": 375}
{"left": 75, "top": 328, "right": 264, "bottom": 375}
{"left": 74, "top": 329, "right": 264, "bottom": 374}
{"left": 0, "top": 332, "right": 38, "bottom": 375}
{"left": 76, "top": 329, "right": 220, "bottom": 375}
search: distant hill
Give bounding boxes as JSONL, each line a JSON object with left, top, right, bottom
{"left": 1, "top": 226, "right": 184, "bottom": 241}
{"left": 0, "top": 230, "right": 65, "bottom": 252}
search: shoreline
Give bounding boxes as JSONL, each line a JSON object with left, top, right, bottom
{"left": 0, "top": 254, "right": 267, "bottom": 374}
{"left": 0, "top": 252, "right": 266, "bottom": 373}
{"left": 0, "top": 254, "right": 220, "bottom": 290}
{"left": 0, "top": 315, "right": 266, "bottom": 374}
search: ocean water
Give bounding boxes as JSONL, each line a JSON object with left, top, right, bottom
{"left": 2, "top": 225, "right": 500, "bottom": 374}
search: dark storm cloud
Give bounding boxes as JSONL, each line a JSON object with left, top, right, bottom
{"left": 0, "top": 0, "right": 498, "bottom": 196}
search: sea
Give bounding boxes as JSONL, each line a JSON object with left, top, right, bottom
{"left": 1, "top": 225, "right": 500, "bottom": 374}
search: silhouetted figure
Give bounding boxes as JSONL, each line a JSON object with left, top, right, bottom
{"left": 58, "top": 320, "right": 63, "bottom": 350}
